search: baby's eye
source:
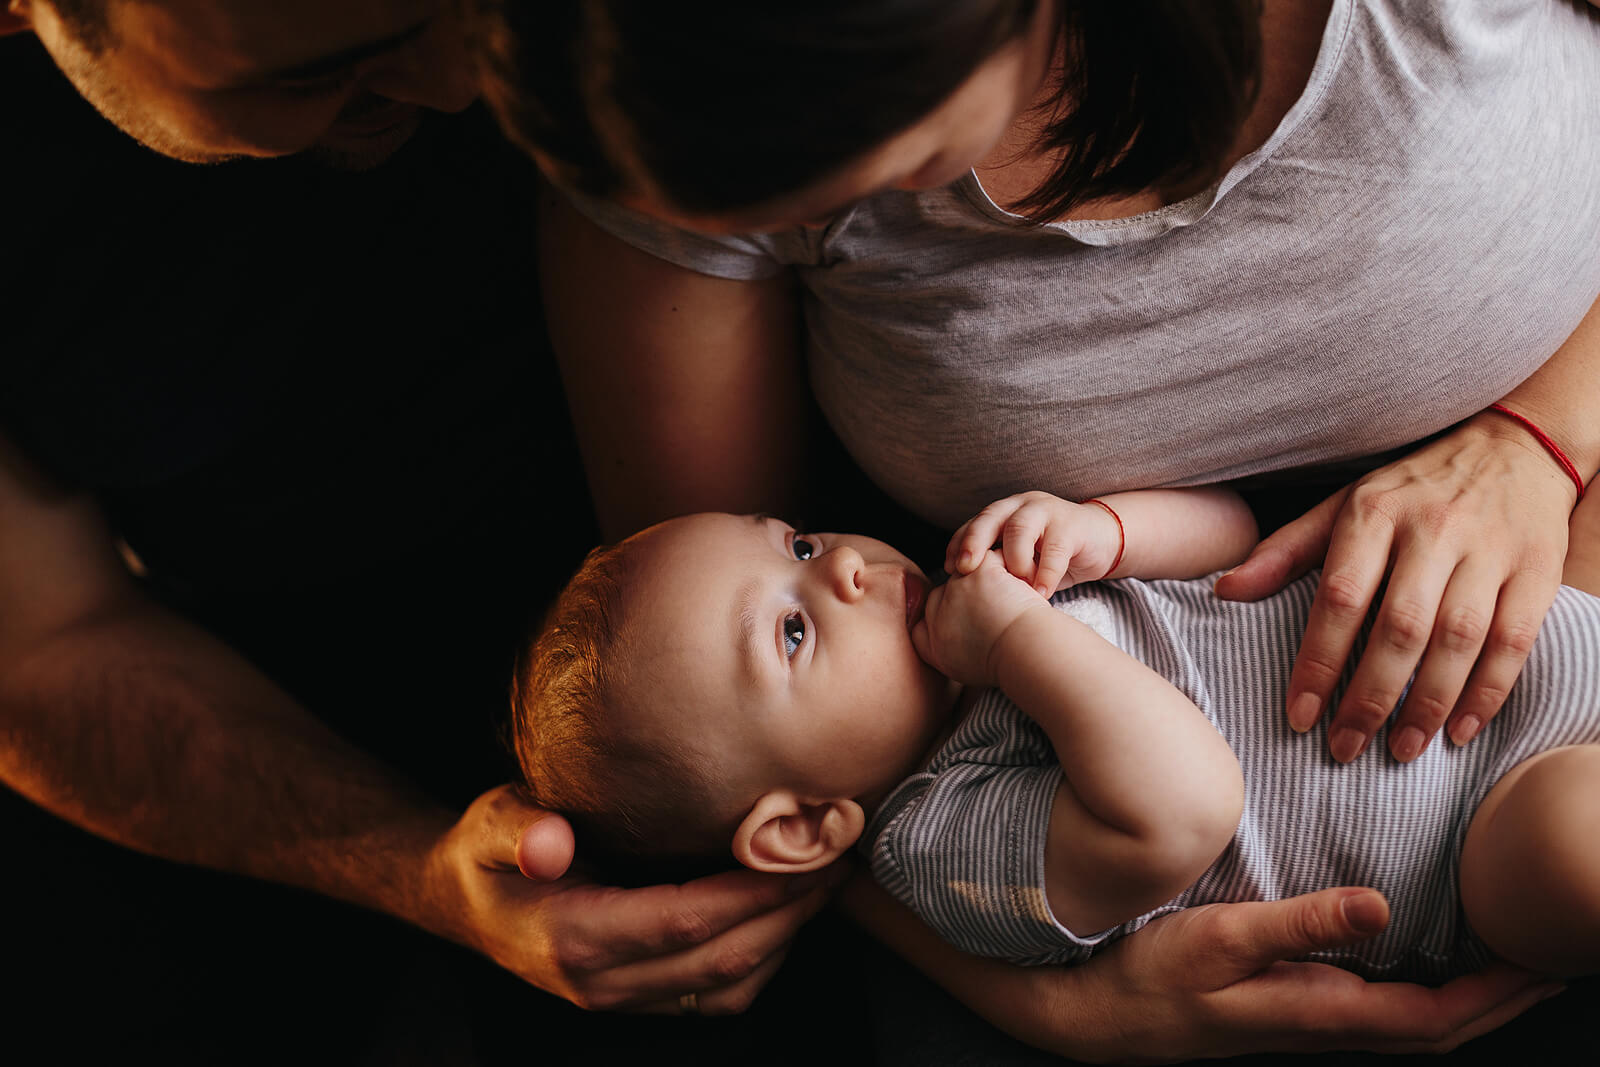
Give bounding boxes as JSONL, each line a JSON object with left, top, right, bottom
{"left": 792, "top": 537, "right": 815, "bottom": 561}
{"left": 783, "top": 612, "right": 807, "bottom": 658}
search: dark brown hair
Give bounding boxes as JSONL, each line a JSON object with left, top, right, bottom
{"left": 470, "top": 0, "right": 1261, "bottom": 221}
{"left": 508, "top": 539, "right": 731, "bottom": 866}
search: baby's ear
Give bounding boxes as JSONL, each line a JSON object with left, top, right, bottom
{"left": 732, "top": 791, "right": 864, "bottom": 874}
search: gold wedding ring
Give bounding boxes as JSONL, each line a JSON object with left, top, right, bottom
{"left": 678, "top": 991, "right": 700, "bottom": 1015}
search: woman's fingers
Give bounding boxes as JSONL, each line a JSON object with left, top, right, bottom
{"left": 1325, "top": 542, "right": 1455, "bottom": 763}
{"left": 1382, "top": 559, "right": 1498, "bottom": 761}
{"left": 1285, "top": 502, "right": 1394, "bottom": 740}
{"left": 1445, "top": 570, "right": 1559, "bottom": 746}
{"left": 1214, "top": 487, "right": 1347, "bottom": 603}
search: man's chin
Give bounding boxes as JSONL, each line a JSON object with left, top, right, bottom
{"left": 308, "top": 108, "right": 426, "bottom": 171}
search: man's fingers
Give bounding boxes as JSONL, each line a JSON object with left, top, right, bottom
{"left": 1214, "top": 486, "right": 1348, "bottom": 603}
{"left": 1202, "top": 888, "right": 1390, "bottom": 978}
{"left": 585, "top": 864, "right": 847, "bottom": 967}
{"left": 582, "top": 873, "right": 837, "bottom": 1011}
{"left": 630, "top": 946, "right": 792, "bottom": 1016}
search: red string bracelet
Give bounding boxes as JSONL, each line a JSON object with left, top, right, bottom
{"left": 1488, "top": 403, "right": 1587, "bottom": 503}
{"left": 1083, "top": 498, "right": 1126, "bottom": 577}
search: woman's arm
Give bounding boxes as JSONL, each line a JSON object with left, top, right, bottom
{"left": 839, "top": 874, "right": 1560, "bottom": 1062}
{"left": 1218, "top": 291, "right": 1600, "bottom": 763}
{"left": 538, "top": 186, "right": 809, "bottom": 539}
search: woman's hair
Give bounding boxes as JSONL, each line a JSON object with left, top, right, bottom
{"left": 508, "top": 539, "right": 731, "bottom": 866}
{"left": 470, "top": 0, "right": 1262, "bottom": 221}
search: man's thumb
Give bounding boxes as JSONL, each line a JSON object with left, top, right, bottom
{"left": 515, "top": 811, "right": 577, "bottom": 881}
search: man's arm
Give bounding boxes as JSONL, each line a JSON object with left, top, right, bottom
{"left": 0, "top": 428, "right": 457, "bottom": 921}
{"left": 0, "top": 430, "right": 838, "bottom": 1013}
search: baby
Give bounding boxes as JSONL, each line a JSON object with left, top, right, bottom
{"left": 511, "top": 487, "right": 1600, "bottom": 981}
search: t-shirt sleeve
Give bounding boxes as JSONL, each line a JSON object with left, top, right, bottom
{"left": 560, "top": 187, "right": 795, "bottom": 281}
{"left": 866, "top": 692, "right": 1168, "bottom": 967}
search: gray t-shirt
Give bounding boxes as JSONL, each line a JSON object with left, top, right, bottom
{"left": 863, "top": 575, "right": 1600, "bottom": 982}
{"left": 566, "top": 0, "right": 1600, "bottom": 528}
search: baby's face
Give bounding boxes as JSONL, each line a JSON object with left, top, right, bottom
{"left": 616, "top": 513, "right": 959, "bottom": 808}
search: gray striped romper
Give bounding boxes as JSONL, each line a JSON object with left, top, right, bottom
{"left": 864, "top": 574, "right": 1600, "bottom": 981}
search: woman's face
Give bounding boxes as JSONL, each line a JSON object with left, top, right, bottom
{"left": 611, "top": 1, "right": 1061, "bottom": 234}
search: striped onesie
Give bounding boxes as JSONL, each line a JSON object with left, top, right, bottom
{"left": 864, "top": 573, "right": 1600, "bottom": 981}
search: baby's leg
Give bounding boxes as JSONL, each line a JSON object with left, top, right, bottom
{"left": 1460, "top": 744, "right": 1600, "bottom": 976}
{"left": 1562, "top": 485, "right": 1600, "bottom": 593}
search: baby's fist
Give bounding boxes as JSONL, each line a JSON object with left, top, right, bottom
{"left": 913, "top": 552, "right": 1050, "bottom": 686}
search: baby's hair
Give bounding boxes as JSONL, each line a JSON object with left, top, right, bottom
{"left": 509, "top": 537, "right": 732, "bottom": 866}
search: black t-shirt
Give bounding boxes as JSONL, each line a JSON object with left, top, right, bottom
{"left": 1, "top": 34, "right": 594, "bottom": 802}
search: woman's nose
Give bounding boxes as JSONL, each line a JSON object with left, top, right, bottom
{"left": 820, "top": 545, "right": 865, "bottom": 602}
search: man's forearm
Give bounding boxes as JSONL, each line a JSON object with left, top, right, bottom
{"left": 0, "top": 601, "right": 458, "bottom": 934}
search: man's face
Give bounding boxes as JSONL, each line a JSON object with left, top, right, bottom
{"left": 615, "top": 513, "right": 958, "bottom": 814}
{"left": 19, "top": 0, "right": 476, "bottom": 166}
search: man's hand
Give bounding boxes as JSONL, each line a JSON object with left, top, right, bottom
{"left": 849, "top": 877, "right": 1562, "bottom": 1064}
{"left": 429, "top": 784, "right": 847, "bottom": 1014}
{"left": 945, "top": 491, "right": 1122, "bottom": 594}
{"left": 1216, "top": 417, "right": 1574, "bottom": 763}
{"left": 912, "top": 552, "right": 1048, "bottom": 686}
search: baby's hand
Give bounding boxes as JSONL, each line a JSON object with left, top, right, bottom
{"left": 913, "top": 551, "right": 1052, "bottom": 687}
{"left": 945, "top": 491, "right": 1122, "bottom": 595}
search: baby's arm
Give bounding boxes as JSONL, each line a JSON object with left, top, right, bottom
{"left": 947, "top": 488, "right": 1258, "bottom": 594}
{"left": 914, "top": 557, "right": 1245, "bottom": 936}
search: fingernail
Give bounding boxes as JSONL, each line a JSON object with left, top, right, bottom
{"left": 958, "top": 552, "right": 971, "bottom": 570}
{"left": 1034, "top": 583, "right": 1050, "bottom": 596}
{"left": 1391, "top": 726, "right": 1426, "bottom": 763}
{"left": 1450, "top": 715, "right": 1482, "bottom": 746}
{"left": 1536, "top": 983, "right": 1568, "bottom": 1004}
{"left": 1288, "top": 693, "right": 1321, "bottom": 733}
{"left": 1341, "top": 892, "right": 1388, "bottom": 934}
{"left": 1330, "top": 727, "right": 1367, "bottom": 764}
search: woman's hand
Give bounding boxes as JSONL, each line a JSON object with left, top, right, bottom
{"left": 844, "top": 875, "right": 1560, "bottom": 1063}
{"left": 429, "top": 784, "right": 847, "bottom": 1015}
{"left": 1215, "top": 414, "right": 1578, "bottom": 763}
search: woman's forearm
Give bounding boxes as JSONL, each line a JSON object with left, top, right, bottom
{"left": 1490, "top": 291, "right": 1600, "bottom": 490}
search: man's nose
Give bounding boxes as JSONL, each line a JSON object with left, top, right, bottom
{"left": 820, "top": 545, "right": 866, "bottom": 603}
{"left": 359, "top": 17, "right": 478, "bottom": 114}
